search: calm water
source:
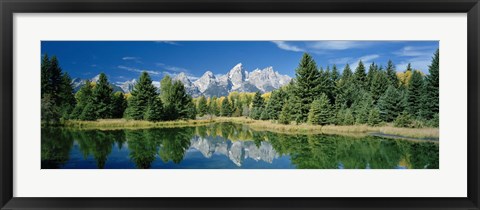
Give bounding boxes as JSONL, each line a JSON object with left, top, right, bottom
{"left": 41, "top": 123, "right": 439, "bottom": 169}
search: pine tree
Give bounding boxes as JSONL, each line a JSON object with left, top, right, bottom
{"left": 79, "top": 102, "right": 97, "bottom": 121}
{"left": 394, "top": 111, "right": 413, "bottom": 128}
{"left": 419, "top": 49, "right": 439, "bottom": 121}
{"left": 366, "top": 62, "right": 378, "bottom": 88}
{"left": 112, "top": 92, "right": 127, "bottom": 118}
{"left": 41, "top": 55, "right": 75, "bottom": 123}
{"left": 58, "top": 73, "right": 76, "bottom": 120}
{"left": 144, "top": 96, "right": 164, "bottom": 122}
{"left": 369, "top": 70, "right": 389, "bottom": 103}
{"left": 70, "top": 80, "right": 94, "bottom": 119}
{"left": 367, "top": 108, "right": 382, "bottom": 126}
{"left": 406, "top": 70, "right": 424, "bottom": 117}
{"left": 171, "top": 80, "right": 196, "bottom": 119}
{"left": 125, "top": 72, "right": 158, "bottom": 120}
{"left": 209, "top": 96, "right": 220, "bottom": 116}
{"left": 343, "top": 108, "right": 355, "bottom": 125}
{"left": 377, "top": 85, "right": 402, "bottom": 122}
{"left": 278, "top": 100, "right": 293, "bottom": 125}
{"left": 351, "top": 91, "right": 373, "bottom": 124}
{"left": 385, "top": 60, "right": 398, "bottom": 87}
{"left": 331, "top": 64, "right": 340, "bottom": 82}
{"left": 353, "top": 60, "right": 367, "bottom": 89}
{"left": 307, "top": 93, "right": 333, "bottom": 125}
{"left": 250, "top": 91, "right": 265, "bottom": 120}
{"left": 262, "top": 89, "right": 286, "bottom": 120}
{"left": 335, "top": 64, "right": 356, "bottom": 108}
{"left": 292, "top": 53, "right": 321, "bottom": 122}
{"left": 92, "top": 73, "right": 114, "bottom": 119}
{"left": 220, "top": 97, "right": 232, "bottom": 117}
{"left": 197, "top": 96, "right": 208, "bottom": 117}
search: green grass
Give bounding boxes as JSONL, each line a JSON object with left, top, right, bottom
{"left": 62, "top": 117, "right": 439, "bottom": 139}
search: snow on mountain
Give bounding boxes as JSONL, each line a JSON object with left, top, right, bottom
{"left": 173, "top": 72, "right": 201, "bottom": 97}
{"left": 117, "top": 79, "right": 136, "bottom": 93}
{"left": 72, "top": 63, "right": 291, "bottom": 96}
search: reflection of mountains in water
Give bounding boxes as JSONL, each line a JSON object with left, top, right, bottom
{"left": 189, "top": 135, "right": 279, "bottom": 166}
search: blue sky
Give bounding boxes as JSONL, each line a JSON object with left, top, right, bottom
{"left": 41, "top": 41, "right": 438, "bottom": 83}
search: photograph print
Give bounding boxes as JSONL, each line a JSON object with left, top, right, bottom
{"left": 41, "top": 41, "right": 439, "bottom": 169}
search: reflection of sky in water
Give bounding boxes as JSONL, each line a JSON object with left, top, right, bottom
{"left": 42, "top": 124, "right": 439, "bottom": 169}
{"left": 62, "top": 139, "right": 296, "bottom": 169}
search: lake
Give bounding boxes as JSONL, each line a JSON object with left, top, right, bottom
{"left": 41, "top": 123, "right": 439, "bottom": 169}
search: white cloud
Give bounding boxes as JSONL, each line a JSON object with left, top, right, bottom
{"left": 156, "top": 63, "right": 189, "bottom": 73}
{"left": 122, "top": 56, "right": 140, "bottom": 60}
{"left": 393, "top": 45, "right": 437, "bottom": 72}
{"left": 155, "top": 41, "right": 180, "bottom": 45}
{"left": 271, "top": 41, "right": 305, "bottom": 52}
{"left": 396, "top": 58, "right": 431, "bottom": 72}
{"left": 329, "top": 54, "right": 380, "bottom": 69}
{"left": 308, "top": 41, "right": 373, "bottom": 50}
{"left": 328, "top": 57, "right": 352, "bottom": 65}
{"left": 118, "top": 65, "right": 161, "bottom": 75}
{"left": 394, "top": 46, "right": 436, "bottom": 57}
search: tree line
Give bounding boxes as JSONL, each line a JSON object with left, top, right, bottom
{"left": 41, "top": 54, "right": 195, "bottom": 124}
{"left": 194, "top": 50, "right": 439, "bottom": 128}
{"left": 42, "top": 49, "right": 439, "bottom": 128}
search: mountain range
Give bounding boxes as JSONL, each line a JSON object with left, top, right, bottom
{"left": 72, "top": 63, "right": 292, "bottom": 97}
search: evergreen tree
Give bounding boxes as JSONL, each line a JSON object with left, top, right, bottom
{"left": 367, "top": 108, "right": 382, "bottom": 126}
{"left": 343, "top": 108, "right": 355, "bottom": 125}
{"left": 377, "top": 85, "right": 402, "bottom": 122}
{"left": 262, "top": 89, "right": 286, "bottom": 120}
{"left": 79, "top": 102, "right": 97, "bottom": 121}
{"left": 58, "top": 73, "right": 76, "bottom": 119}
{"left": 335, "top": 64, "right": 356, "bottom": 108}
{"left": 353, "top": 60, "right": 367, "bottom": 89}
{"left": 331, "top": 64, "right": 340, "bottom": 82}
{"left": 278, "top": 100, "right": 293, "bottom": 125}
{"left": 209, "top": 96, "right": 220, "bottom": 116}
{"left": 197, "top": 96, "right": 208, "bottom": 117}
{"left": 250, "top": 91, "right": 265, "bottom": 120}
{"left": 385, "top": 60, "right": 398, "bottom": 87}
{"left": 394, "top": 111, "right": 413, "bottom": 128}
{"left": 144, "top": 96, "right": 164, "bottom": 122}
{"left": 369, "top": 70, "right": 389, "bottom": 103}
{"left": 406, "top": 70, "right": 424, "bottom": 117}
{"left": 366, "top": 62, "right": 378, "bottom": 88}
{"left": 92, "top": 73, "right": 114, "bottom": 119}
{"left": 292, "top": 53, "right": 321, "bottom": 122}
{"left": 307, "top": 93, "right": 333, "bottom": 125}
{"left": 419, "top": 49, "right": 439, "bottom": 121}
{"left": 351, "top": 91, "right": 373, "bottom": 124}
{"left": 41, "top": 55, "right": 75, "bottom": 123}
{"left": 70, "top": 80, "right": 93, "bottom": 119}
{"left": 125, "top": 72, "right": 158, "bottom": 120}
{"left": 112, "top": 92, "right": 127, "bottom": 118}
{"left": 171, "top": 80, "right": 196, "bottom": 119}
{"left": 220, "top": 97, "right": 232, "bottom": 117}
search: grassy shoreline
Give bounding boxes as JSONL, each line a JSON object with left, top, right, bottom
{"left": 62, "top": 117, "right": 439, "bottom": 139}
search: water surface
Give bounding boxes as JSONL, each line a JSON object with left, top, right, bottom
{"left": 41, "top": 123, "right": 439, "bottom": 169}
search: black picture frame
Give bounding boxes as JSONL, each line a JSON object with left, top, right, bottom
{"left": 1, "top": 0, "right": 479, "bottom": 209}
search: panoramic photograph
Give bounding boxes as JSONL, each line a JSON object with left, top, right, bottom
{"left": 41, "top": 41, "right": 439, "bottom": 169}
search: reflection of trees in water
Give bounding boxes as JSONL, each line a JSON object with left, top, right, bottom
{"left": 267, "top": 132, "right": 439, "bottom": 169}
{"left": 41, "top": 128, "right": 74, "bottom": 168}
{"left": 158, "top": 127, "right": 194, "bottom": 164}
{"left": 42, "top": 124, "right": 439, "bottom": 169}
{"left": 72, "top": 130, "right": 117, "bottom": 169}
{"left": 126, "top": 128, "right": 194, "bottom": 168}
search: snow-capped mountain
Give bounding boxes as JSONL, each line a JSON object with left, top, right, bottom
{"left": 73, "top": 63, "right": 292, "bottom": 97}
{"left": 72, "top": 74, "right": 124, "bottom": 93}
{"left": 187, "top": 63, "right": 291, "bottom": 97}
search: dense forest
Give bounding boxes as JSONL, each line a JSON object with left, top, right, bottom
{"left": 41, "top": 49, "right": 439, "bottom": 128}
